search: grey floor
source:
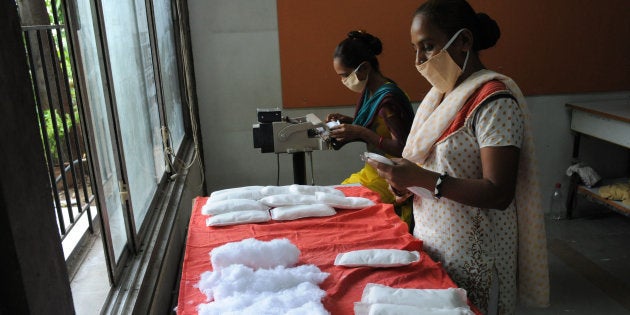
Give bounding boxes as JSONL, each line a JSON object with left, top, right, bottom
{"left": 70, "top": 227, "right": 109, "bottom": 315}
{"left": 516, "top": 202, "right": 630, "bottom": 315}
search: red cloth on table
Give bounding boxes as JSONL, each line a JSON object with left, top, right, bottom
{"left": 176, "top": 185, "right": 479, "bottom": 314}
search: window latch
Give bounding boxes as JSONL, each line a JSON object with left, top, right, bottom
{"left": 119, "top": 181, "right": 129, "bottom": 203}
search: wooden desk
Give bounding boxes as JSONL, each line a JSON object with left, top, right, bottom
{"left": 566, "top": 99, "right": 630, "bottom": 217}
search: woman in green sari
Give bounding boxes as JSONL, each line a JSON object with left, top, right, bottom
{"left": 327, "top": 30, "right": 415, "bottom": 229}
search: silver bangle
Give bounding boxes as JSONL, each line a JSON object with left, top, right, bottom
{"left": 434, "top": 172, "right": 448, "bottom": 200}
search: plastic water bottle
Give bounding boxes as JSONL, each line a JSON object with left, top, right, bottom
{"left": 549, "top": 182, "right": 565, "bottom": 220}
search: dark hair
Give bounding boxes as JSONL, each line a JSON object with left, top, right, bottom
{"left": 333, "top": 30, "right": 382, "bottom": 72}
{"left": 414, "top": 0, "right": 500, "bottom": 51}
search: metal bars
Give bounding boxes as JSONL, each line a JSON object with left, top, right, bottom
{"left": 22, "top": 19, "right": 95, "bottom": 240}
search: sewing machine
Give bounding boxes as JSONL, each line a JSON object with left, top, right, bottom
{"left": 252, "top": 109, "right": 331, "bottom": 154}
{"left": 253, "top": 109, "right": 334, "bottom": 184}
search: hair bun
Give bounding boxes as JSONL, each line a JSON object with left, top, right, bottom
{"left": 347, "top": 30, "right": 383, "bottom": 55}
{"left": 475, "top": 13, "right": 500, "bottom": 50}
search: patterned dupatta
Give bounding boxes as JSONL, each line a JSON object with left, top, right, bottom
{"left": 353, "top": 82, "right": 412, "bottom": 127}
{"left": 403, "top": 69, "right": 550, "bottom": 307}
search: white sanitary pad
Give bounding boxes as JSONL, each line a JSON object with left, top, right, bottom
{"left": 288, "top": 184, "right": 346, "bottom": 197}
{"left": 315, "top": 192, "right": 375, "bottom": 209}
{"left": 210, "top": 185, "right": 263, "bottom": 196}
{"left": 208, "top": 188, "right": 263, "bottom": 202}
{"left": 354, "top": 303, "right": 474, "bottom": 315}
{"left": 360, "top": 283, "right": 469, "bottom": 309}
{"left": 259, "top": 193, "right": 318, "bottom": 207}
{"left": 202, "top": 199, "right": 269, "bottom": 215}
{"left": 260, "top": 185, "right": 293, "bottom": 196}
{"left": 270, "top": 204, "right": 336, "bottom": 221}
{"left": 210, "top": 238, "right": 300, "bottom": 270}
{"left": 206, "top": 210, "right": 271, "bottom": 227}
{"left": 260, "top": 185, "right": 345, "bottom": 197}
{"left": 334, "top": 249, "right": 420, "bottom": 268}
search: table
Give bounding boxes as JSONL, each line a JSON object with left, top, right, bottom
{"left": 176, "top": 186, "right": 480, "bottom": 314}
{"left": 566, "top": 99, "right": 630, "bottom": 217}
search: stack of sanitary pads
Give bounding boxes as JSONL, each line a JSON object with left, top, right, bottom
{"left": 201, "top": 185, "right": 375, "bottom": 226}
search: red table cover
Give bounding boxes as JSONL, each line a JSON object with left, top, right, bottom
{"left": 176, "top": 186, "right": 479, "bottom": 314}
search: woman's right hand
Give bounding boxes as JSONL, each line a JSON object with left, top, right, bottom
{"left": 367, "top": 158, "right": 427, "bottom": 193}
{"left": 326, "top": 113, "right": 352, "bottom": 123}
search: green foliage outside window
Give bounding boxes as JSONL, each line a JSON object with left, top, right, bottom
{"left": 40, "top": 107, "right": 78, "bottom": 164}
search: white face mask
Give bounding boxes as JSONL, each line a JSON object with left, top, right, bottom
{"left": 415, "top": 28, "right": 470, "bottom": 93}
{"left": 342, "top": 62, "right": 368, "bottom": 93}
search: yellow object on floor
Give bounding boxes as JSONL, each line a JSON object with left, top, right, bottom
{"left": 599, "top": 182, "right": 630, "bottom": 206}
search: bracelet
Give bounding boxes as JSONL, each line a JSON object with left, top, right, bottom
{"left": 434, "top": 172, "right": 448, "bottom": 200}
{"left": 378, "top": 136, "right": 384, "bottom": 149}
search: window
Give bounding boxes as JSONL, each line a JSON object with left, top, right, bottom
{"left": 20, "top": 0, "right": 199, "bottom": 310}
{"left": 100, "top": 0, "right": 165, "bottom": 235}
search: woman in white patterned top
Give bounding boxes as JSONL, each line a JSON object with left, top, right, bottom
{"left": 367, "top": 1, "right": 549, "bottom": 314}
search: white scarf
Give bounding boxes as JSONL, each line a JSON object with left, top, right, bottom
{"left": 403, "top": 69, "right": 550, "bottom": 307}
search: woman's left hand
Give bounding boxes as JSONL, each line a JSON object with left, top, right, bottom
{"left": 330, "top": 124, "right": 366, "bottom": 142}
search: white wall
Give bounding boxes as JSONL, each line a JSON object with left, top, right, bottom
{"left": 188, "top": 0, "right": 629, "bottom": 210}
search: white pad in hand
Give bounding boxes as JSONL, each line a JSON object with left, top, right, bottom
{"left": 270, "top": 204, "right": 336, "bottom": 221}
{"left": 206, "top": 210, "right": 271, "bottom": 227}
{"left": 210, "top": 238, "right": 300, "bottom": 270}
{"left": 407, "top": 186, "right": 433, "bottom": 199}
{"left": 361, "top": 283, "right": 469, "bottom": 309}
{"left": 334, "top": 249, "right": 420, "bottom": 268}
{"left": 315, "top": 192, "right": 375, "bottom": 209}
{"left": 362, "top": 152, "right": 394, "bottom": 165}
{"left": 202, "top": 199, "right": 269, "bottom": 215}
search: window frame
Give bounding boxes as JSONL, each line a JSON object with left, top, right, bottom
{"left": 67, "top": 0, "right": 196, "bottom": 285}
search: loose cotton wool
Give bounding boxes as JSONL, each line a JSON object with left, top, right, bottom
{"left": 210, "top": 238, "right": 300, "bottom": 270}
{"left": 198, "top": 264, "right": 329, "bottom": 301}
{"left": 197, "top": 282, "right": 329, "bottom": 315}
